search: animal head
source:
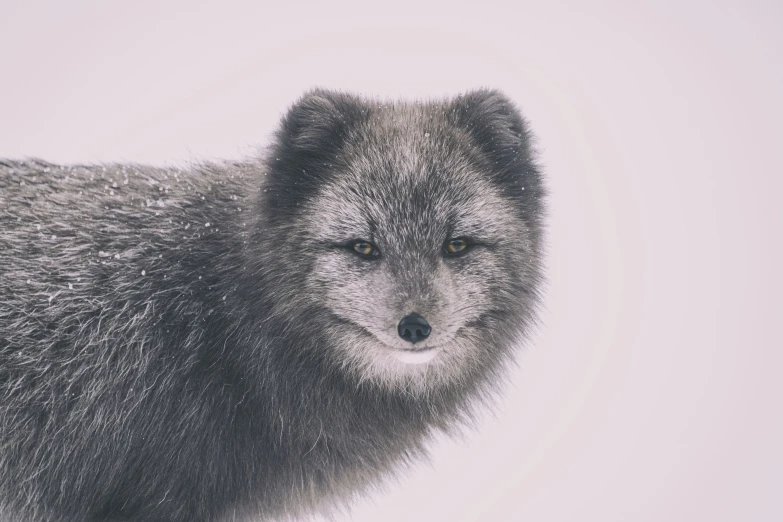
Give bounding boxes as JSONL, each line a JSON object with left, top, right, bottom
{"left": 257, "top": 89, "right": 545, "bottom": 393}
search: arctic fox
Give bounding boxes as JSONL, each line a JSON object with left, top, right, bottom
{"left": 0, "top": 89, "right": 545, "bottom": 521}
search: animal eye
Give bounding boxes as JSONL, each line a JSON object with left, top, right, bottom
{"left": 351, "top": 240, "right": 380, "bottom": 258}
{"left": 444, "top": 238, "right": 470, "bottom": 256}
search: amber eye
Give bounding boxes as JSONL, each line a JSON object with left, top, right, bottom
{"left": 351, "top": 240, "right": 379, "bottom": 258}
{"left": 444, "top": 238, "right": 470, "bottom": 255}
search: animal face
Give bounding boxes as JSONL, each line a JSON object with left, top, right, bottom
{"left": 261, "top": 90, "right": 544, "bottom": 392}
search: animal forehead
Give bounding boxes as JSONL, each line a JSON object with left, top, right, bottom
{"left": 338, "top": 130, "right": 485, "bottom": 206}
{"left": 309, "top": 169, "right": 511, "bottom": 242}
{"left": 332, "top": 159, "right": 482, "bottom": 213}
{"left": 341, "top": 99, "right": 470, "bottom": 161}
{"left": 305, "top": 104, "right": 514, "bottom": 237}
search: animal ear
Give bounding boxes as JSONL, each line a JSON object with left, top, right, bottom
{"left": 448, "top": 89, "right": 539, "bottom": 191}
{"left": 273, "top": 88, "right": 367, "bottom": 165}
{"left": 263, "top": 89, "right": 368, "bottom": 222}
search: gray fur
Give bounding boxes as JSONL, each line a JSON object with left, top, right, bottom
{"left": 0, "top": 89, "right": 545, "bottom": 521}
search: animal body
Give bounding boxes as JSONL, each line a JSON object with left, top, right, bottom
{"left": 0, "top": 89, "right": 545, "bottom": 521}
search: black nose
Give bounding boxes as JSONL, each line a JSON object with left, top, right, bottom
{"left": 397, "top": 313, "right": 431, "bottom": 344}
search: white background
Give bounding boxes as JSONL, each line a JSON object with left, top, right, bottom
{"left": 1, "top": 1, "right": 781, "bottom": 521}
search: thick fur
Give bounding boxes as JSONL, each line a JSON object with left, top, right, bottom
{"left": 0, "top": 89, "right": 545, "bottom": 522}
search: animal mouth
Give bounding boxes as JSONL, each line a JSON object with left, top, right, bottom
{"left": 372, "top": 328, "right": 443, "bottom": 363}
{"left": 396, "top": 344, "right": 438, "bottom": 352}
{"left": 365, "top": 331, "right": 442, "bottom": 364}
{"left": 371, "top": 330, "right": 440, "bottom": 359}
{"left": 389, "top": 345, "right": 440, "bottom": 364}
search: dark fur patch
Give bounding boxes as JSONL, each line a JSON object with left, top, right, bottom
{"left": 262, "top": 90, "right": 371, "bottom": 226}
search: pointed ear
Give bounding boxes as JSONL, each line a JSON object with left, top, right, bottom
{"left": 273, "top": 88, "right": 368, "bottom": 167}
{"left": 263, "top": 89, "right": 369, "bottom": 221}
{"left": 448, "top": 89, "right": 540, "bottom": 194}
{"left": 449, "top": 89, "right": 532, "bottom": 150}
